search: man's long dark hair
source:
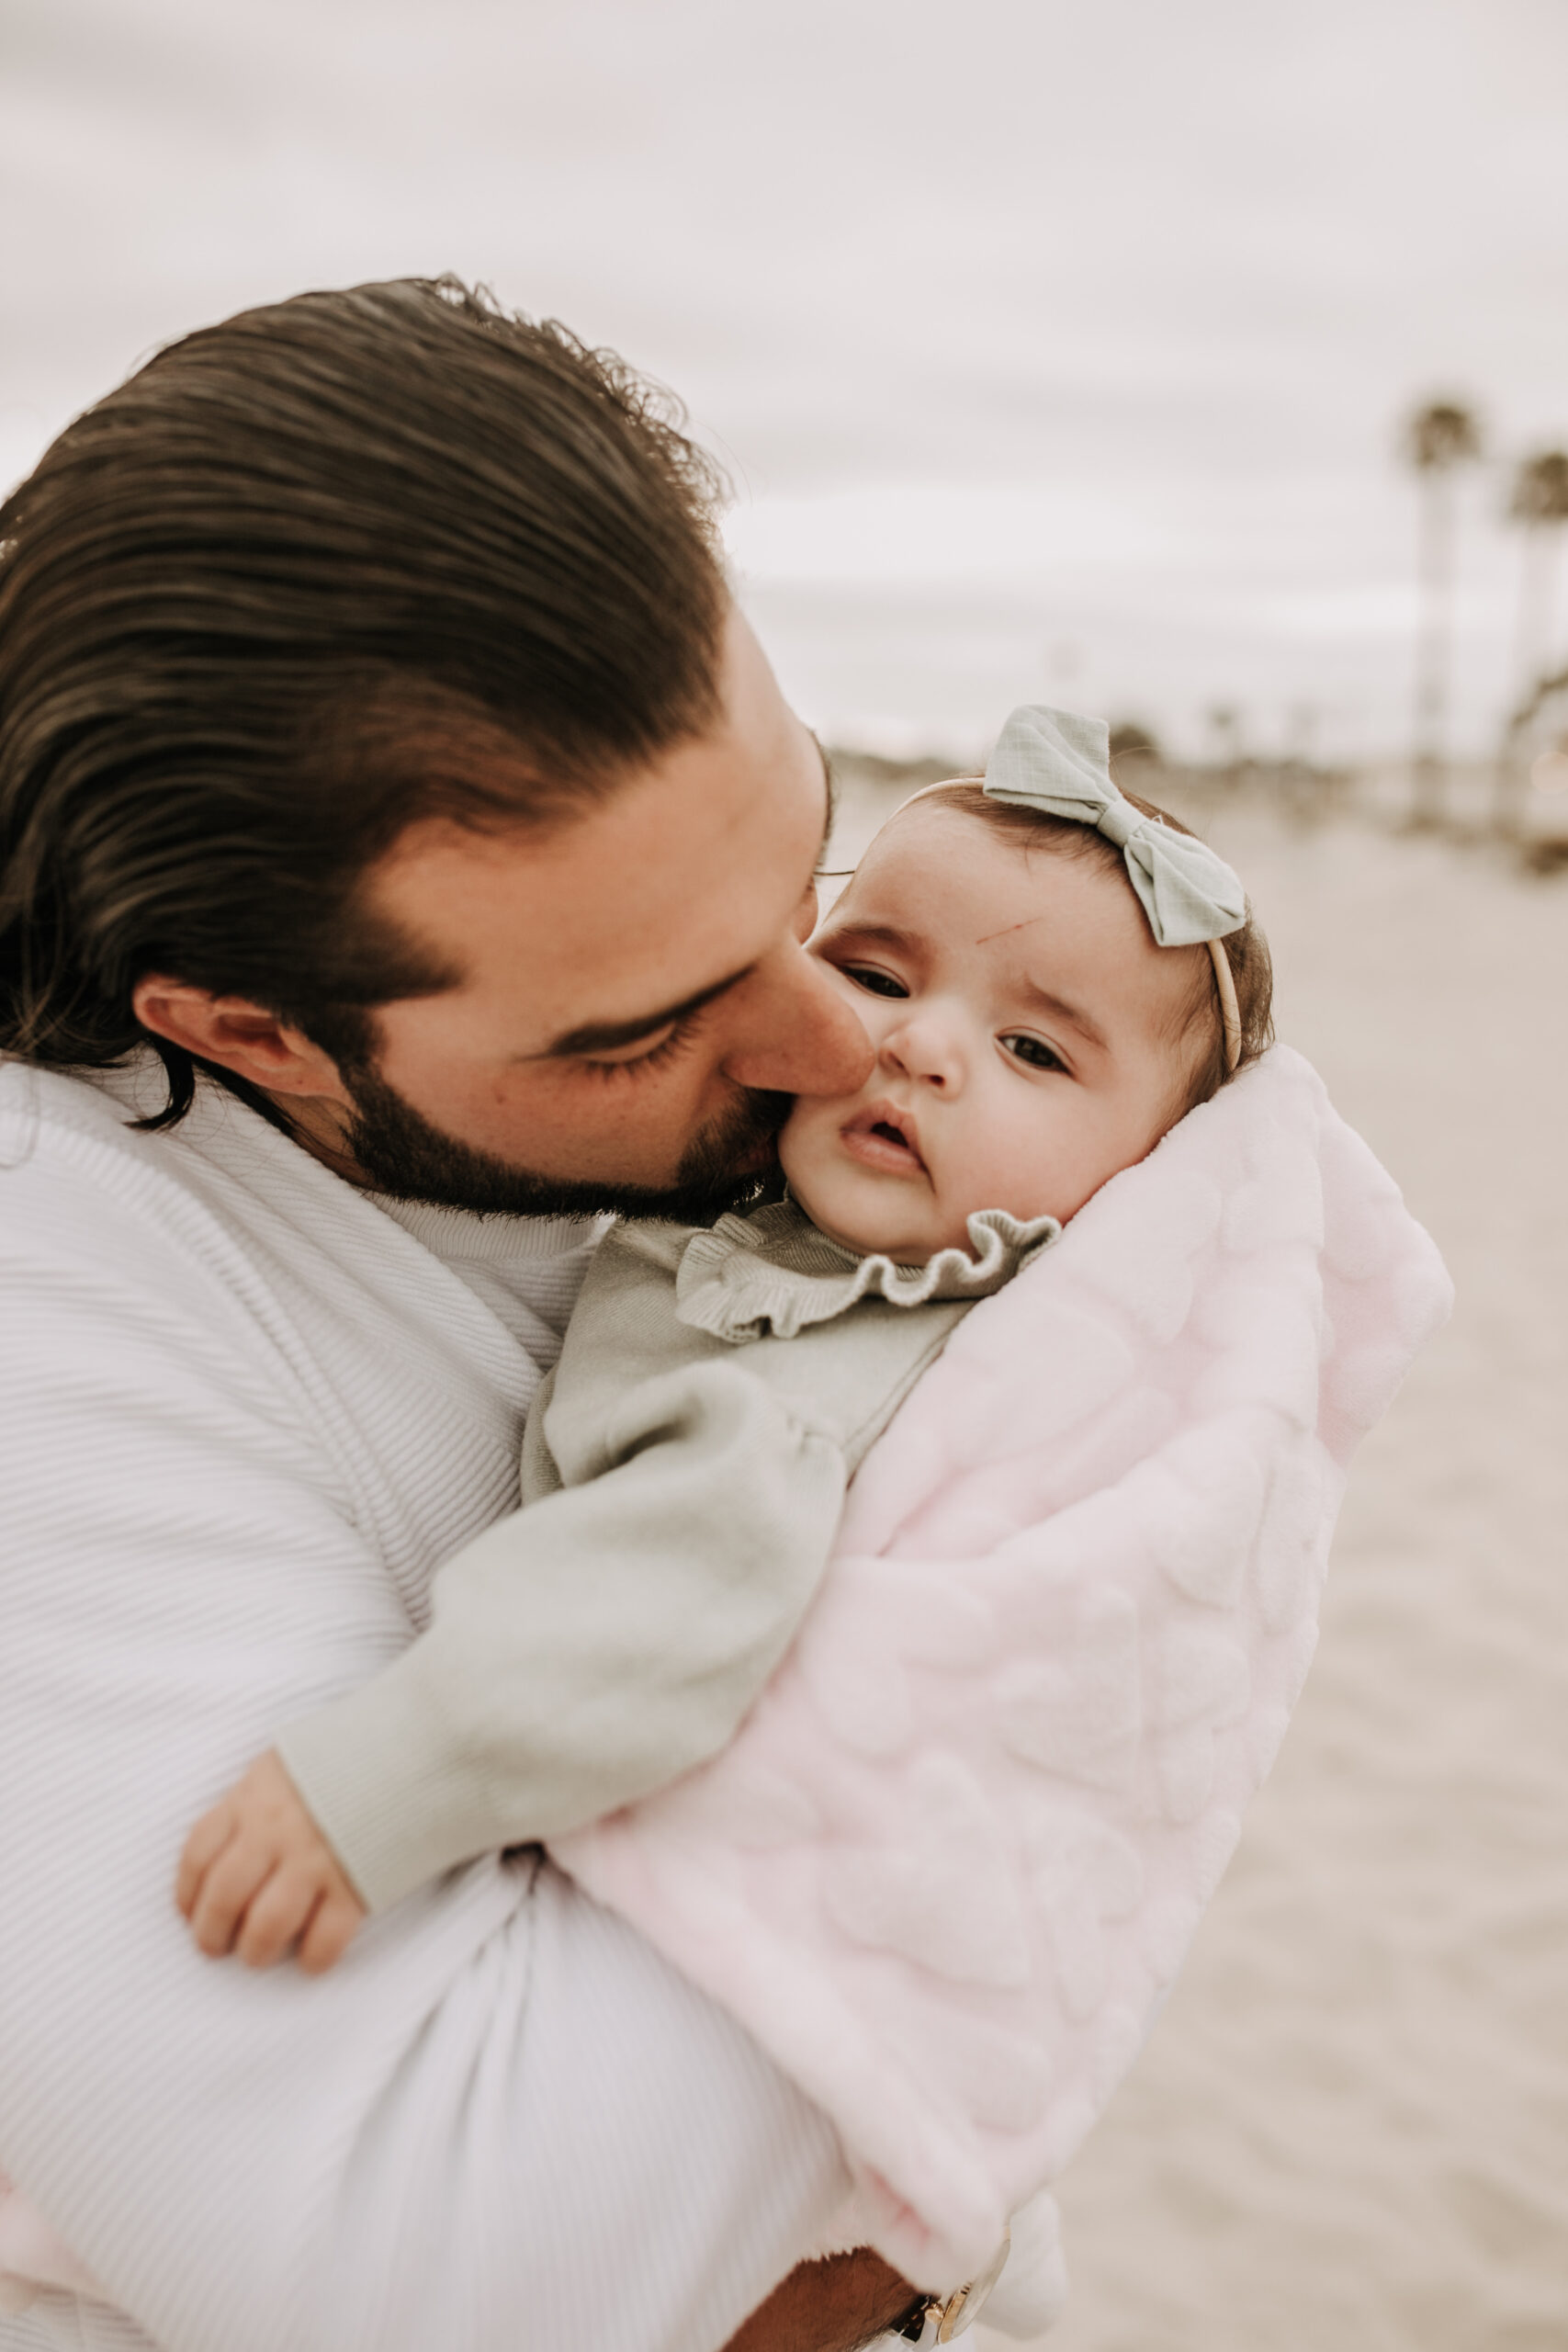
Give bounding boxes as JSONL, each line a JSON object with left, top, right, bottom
{"left": 0, "top": 277, "right": 728, "bottom": 1126}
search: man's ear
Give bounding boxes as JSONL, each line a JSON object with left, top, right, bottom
{"left": 131, "top": 978, "right": 354, "bottom": 1106}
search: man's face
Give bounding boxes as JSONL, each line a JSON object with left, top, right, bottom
{"left": 334, "top": 611, "right": 874, "bottom": 1218}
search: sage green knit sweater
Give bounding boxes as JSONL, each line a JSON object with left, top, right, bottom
{"left": 280, "top": 1201, "right": 1055, "bottom": 1912}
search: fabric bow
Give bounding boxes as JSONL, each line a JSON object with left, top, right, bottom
{"left": 983, "top": 705, "right": 1247, "bottom": 947}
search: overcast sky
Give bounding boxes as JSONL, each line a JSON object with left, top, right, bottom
{"left": 6, "top": 0, "right": 1567, "bottom": 758}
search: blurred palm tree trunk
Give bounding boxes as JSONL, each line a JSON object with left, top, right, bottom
{"left": 1510, "top": 451, "right": 1568, "bottom": 691}
{"left": 1495, "top": 451, "right": 1568, "bottom": 837}
{"left": 1405, "top": 401, "right": 1481, "bottom": 829}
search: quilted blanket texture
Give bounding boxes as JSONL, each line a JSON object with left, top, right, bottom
{"left": 0, "top": 1046, "right": 1450, "bottom": 2323}
{"left": 556, "top": 1045, "right": 1452, "bottom": 2296}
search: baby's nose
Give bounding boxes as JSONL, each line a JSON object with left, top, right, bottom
{"left": 881, "top": 1013, "right": 962, "bottom": 1088}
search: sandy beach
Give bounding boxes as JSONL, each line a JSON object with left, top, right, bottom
{"left": 933, "top": 797, "right": 1568, "bottom": 2349}
{"left": 831, "top": 775, "right": 1567, "bottom": 2349}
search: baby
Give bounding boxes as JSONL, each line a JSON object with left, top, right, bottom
{"left": 176, "top": 704, "right": 1272, "bottom": 1975}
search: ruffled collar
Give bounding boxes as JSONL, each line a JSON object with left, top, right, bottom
{"left": 631, "top": 1199, "right": 1059, "bottom": 1344}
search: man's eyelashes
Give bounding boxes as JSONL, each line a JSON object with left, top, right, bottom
{"left": 580, "top": 1012, "right": 705, "bottom": 1080}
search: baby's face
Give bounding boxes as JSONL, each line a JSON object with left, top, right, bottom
{"left": 778, "top": 802, "right": 1205, "bottom": 1259}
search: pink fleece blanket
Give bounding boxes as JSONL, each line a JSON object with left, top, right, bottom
{"left": 0, "top": 1048, "right": 1450, "bottom": 2316}
{"left": 556, "top": 1046, "right": 1452, "bottom": 2293}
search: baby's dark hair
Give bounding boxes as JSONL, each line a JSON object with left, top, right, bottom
{"left": 902, "top": 781, "right": 1274, "bottom": 1119}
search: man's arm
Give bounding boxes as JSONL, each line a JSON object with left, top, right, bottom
{"left": 0, "top": 1212, "right": 849, "bottom": 2351}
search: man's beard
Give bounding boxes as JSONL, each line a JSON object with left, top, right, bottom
{"left": 333, "top": 1057, "right": 790, "bottom": 1224}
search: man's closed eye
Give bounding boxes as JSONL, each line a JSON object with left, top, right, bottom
{"left": 581, "top": 1012, "right": 705, "bottom": 1080}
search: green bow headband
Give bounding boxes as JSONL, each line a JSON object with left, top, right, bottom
{"left": 983, "top": 703, "right": 1247, "bottom": 1069}
{"left": 984, "top": 705, "right": 1247, "bottom": 947}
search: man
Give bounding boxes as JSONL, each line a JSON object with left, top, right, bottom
{"left": 0, "top": 280, "right": 924, "bottom": 2350}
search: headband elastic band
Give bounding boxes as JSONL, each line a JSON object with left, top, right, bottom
{"left": 1209, "top": 937, "right": 1242, "bottom": 1074}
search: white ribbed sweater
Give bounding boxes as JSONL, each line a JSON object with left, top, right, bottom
{"left": 0, "top": 1060, "right": 845, "bottom": 2352}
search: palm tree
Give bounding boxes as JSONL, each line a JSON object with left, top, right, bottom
{"left": 1404, "top": 400, "right": 1481, "bottom": 827}
{"left": 1496, "top": 659, "right": 1568, "bottom": 854}
{"left": 1509, "top": 449, "right": 1568, "bottom": 694}
{"left": 1495, "top": 451, "right": 1568, "bottom": 836}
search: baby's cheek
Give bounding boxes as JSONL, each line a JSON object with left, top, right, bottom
{"left": 775, "top": 1103, "right": 807, "bottom": 1163}
{"left": 975, "top": 1115, "right": 1071, "bottom": 1226}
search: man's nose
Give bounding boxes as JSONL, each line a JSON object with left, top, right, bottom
{"left": 719, "top": 942, "right": 874, "bottom": 1096}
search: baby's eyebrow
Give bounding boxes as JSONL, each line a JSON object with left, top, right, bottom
{"left": 818, "top": 918, "right": 921, "bottom": 956}
{"left": 1014, "top": 975, "right": 1109, "bottom": 1052}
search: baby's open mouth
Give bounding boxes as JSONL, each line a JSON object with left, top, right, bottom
{"left": 839, "top": 1102, "right": 927, "bottom": 1176}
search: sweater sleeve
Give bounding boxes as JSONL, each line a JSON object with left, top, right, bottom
{"left": 0, "top": 1178, "right": 847, "bottom": 2352}
{"left": 277, "top": 1360, "right": 848, "bottom": 1913}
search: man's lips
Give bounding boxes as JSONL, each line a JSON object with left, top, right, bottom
{"left": 838, "top": 1101, "right": 927, "bottom": 1176}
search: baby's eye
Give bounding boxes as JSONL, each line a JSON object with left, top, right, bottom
{"left": 840, "top": 963, "right": 908, "bottom": 999}
{"left": 1001, "top": 1033, "right": 1066, "bottom": 1073}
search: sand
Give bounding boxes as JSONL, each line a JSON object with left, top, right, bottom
{"left": 830, "top": 784, "right": 1568, "bottom": 2351}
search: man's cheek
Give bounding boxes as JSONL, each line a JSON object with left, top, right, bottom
{"left": 525, "top": 1069, "right": 707, "bottom": 1155}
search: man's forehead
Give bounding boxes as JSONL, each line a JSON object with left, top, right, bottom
{"left": 365, "top": 703, "right": 830, "bottom": 1046}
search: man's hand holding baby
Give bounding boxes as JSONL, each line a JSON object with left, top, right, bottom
{"left": 176, "top": 1749, "right": 366, "bottom": 1973}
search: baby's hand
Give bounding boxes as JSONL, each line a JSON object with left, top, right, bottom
{"left": 175, "top": 1749, "right": 367, "bottom": 1973}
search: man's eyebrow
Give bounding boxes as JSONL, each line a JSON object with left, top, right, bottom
{"left": 533, "top": 966, "right": 755, "bottom": 1060}
{"left": 1015, "top": 975, "right": 1109, "bottom": 1052}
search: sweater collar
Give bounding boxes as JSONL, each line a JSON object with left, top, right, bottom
{"left": 666, "top": 1199, "right": 1059, "bottom": 1344}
